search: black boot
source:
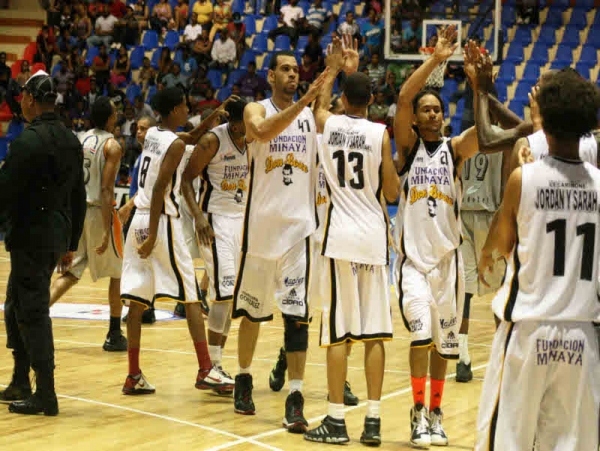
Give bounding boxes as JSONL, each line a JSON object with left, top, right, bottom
{"left": 10, "top": 366, "right": 59, "bottom": 416}
{"left": 0, "top": 351, "right": 31, "bottom": 402}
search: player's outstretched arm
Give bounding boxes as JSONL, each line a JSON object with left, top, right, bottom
{"left": 177, "top": 95, "right": 240, "bottom": 145}
{"left": 181, "top": 132, "right": 219, "bottom": 246}
{"left": 478, "top": 167, "right": 521, "bottom": 287}
{"left": 395, "top": 26, "right": 459, "bottom": 170}
{"left": 245, "top": 69, "right": 330, "bottom": 143}
{"left": 315, "top": 36, "right": 346, "bottom": 133}
{"left": 97, "top": 138, "right": 123, "bottom": 255}
{"left": 138, "top": 139, "right": 186, "bottom": 259}
{"left": 488, "top": 94, "right": 524, "bottom": 130}
{"left": 381, "top": 129, "right": 400, "bottom": 203}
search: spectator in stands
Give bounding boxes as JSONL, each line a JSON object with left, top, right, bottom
{"left": 110, "top": 46, "right": 131, "bottom": 87}
{"left": 88, "top": 10, "right": 118, "bottom": 48}
{"left": 150, "top": 0, "right": 174, "bottom": 34}
{"left": 84, "top": 76, "right": 99, "bottom": 107}
{"left": 37, "top": 26, "right": 56, "bottom": 70}
{"left": 198, "top": 86, "right": 220, "bottom": 111}
{"left": 91, "top": 44, "right": 110, "bottom": 90}
{"left": 361, "top": 7, "right": 384, "bottom": 56}
{"left": 110, "top": 0, "right": 127, "bottom": 19}
{"left": 4, "top": 73, "right": 25, "bottom": 120}
{"left": 391, "top": 25, "right": 402, "bottom": 53}
{"left": 227, "top": 12, "right": 247, "bottom": 60}
{"left": 366, "top": 53, "right": 386, "bottom": 88}
{"left": 363, "top": 0, "right": 382, "bottom": 16}
{"left": 54, "top": 63, "right": 75, "bottom": 94}
{"left": 121, "top": 105, "right": 135, "bottom": 136}
{"left": 73, "top": 9, "right": 92, "bottom": 50}
{"left": 368, "top": 90, "right": 389, "bottom": 123}
{"left": 20, "top": 60, "right": 31, "bottom": 80}
{"left": 107, "top": 83, "right": 126, "bottom": 110}
{"left": 70, "top": 97, "right": 88, "bottom": 133}
{"left": 386, "top": 99, "right": 396, "bottom": 129}
{"left": 188, "top": 65, "right": 212, "bottom": 102}
{"left": 66, "top": 48, "right": 82, "bottom": 74}
{"left": 517, "top": 0, "right": 539, "bottom": 25}
{"left": 60, "top": 4, "right": 73, "bottom": 32}
{"left": 0, "top": 52, "right": 11, "bottom": 96}
{"left": 75, "top": 66, "right": 92, "bottom": 96}
{"left": 304, "top": 31, "right": 323, "bottom": 69}
{"left": 133, "top": 94, "right": 156, "bottom": 120}
{"left": 138, "top": 57, "right": 156, "bottom": 91}
{"left": 180, "top": 47, "right": 199, "bottom": 81}
{"left": 191, "top": 28, "right": 212, "bottom": 66}
{"left": 62, "top": 79, "right": 82, "bottom": 111}
{"left": 268, "top": 0, "right": 306, "bottom": 48}
{"left": 174, "top": 0, "right": 189, "bottom": 30}
{"left": 338, "top": 11, "right": 360, "bottom": 38}
{"left": 236, "top": 61, "right": 269, "bottom": 102}
{"left": 209, "top": 0, "right": 232, "bottom": 42}
{"left": 162, "top": 62, "right": 187, "bottom": 89}
{"left": 298, "top": 54, "right": 317, "bottom": 97}
{"left": 114, "top": 5, "right": 139, "bottom": 48}
{"left": 210, "top": 28, "right": 236, "bottom": 70}
{"left": 306, "top": 0, "right": 332, "bottom": 35}
{"left": 57, "top": 29, "right": 77, "bottom": 59}
{"left": 192, "top": 0, "right": 214, "bottom": 29}
{"left": 380, "top": 71, "right": 397, "bottom": 105}
{"left": 402, "top": 18, "right": 421, "bottom": 52}
{"left": 88, "top": 0, "right": 106, "bottom": 22}
{"left": 184, "top": 13, "right": 203, "bottom": 43}
{"left": 255, "top": 90, "right": 266, "bottom": 101}
{"left": 132, "top": 0, "right": 150, "bottom": 31}
{"left": 158, "top": 47, "right": 173, "bottom": 76}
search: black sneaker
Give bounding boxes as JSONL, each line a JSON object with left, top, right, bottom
{"left": 8, "top": 392, "right": 58, "bottom": 416}
{"left": 122, "top": 308, "right": 156, "bottom": 324}
{"left": 269, "top": 347, "right": 287, "bottom": 392}
{"left": 199, "top": 290, "right": 209, "bottom": 316}
{"left": 234, "top": 374, "right": 255, "bottom": 415}
{"left": 103, "top": 330, "right": 128, "bottom": 352}
{"left": 410, "top": 403, "right": 431, "bottom": 448}
{"left": 456, "top": 361, "right": 473, "bottom": 383}
{"left": 283, "top": 391, "right": 308, "bottom": 433}
{"left": 0, "top": 383, "right": 32, "bottom": 402}
{"left": 344, "top": 381, "right": 359, "bottom": 406}
{"left": 174, "top": 302, "right": 186, "bottom": 318}
{"left": 304, "top": 415, "right": 350, "bottom": 444}
{"left": 360, "top": 417, "right": 382, "bottom": 446}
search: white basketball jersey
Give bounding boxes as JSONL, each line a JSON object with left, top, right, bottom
{"left": 461, "top": 125, "right": 503, "bottom": 212}
{"left": 320, "top": 115, "right": 388, "bottom": 265}
{"left": 134, "top": 126, "right": 182, "bottom": 217}
{"left": 314, "top": 134, "right": 329, "bottom": 247}
{"left": 527, "top": 129, "right": 598, "bottom": 165}
{"left": 243, "top": 99, "right": 317, "bottom": 260}
{"left": 493, "top": 157, "right": 600, "bottom": 322}
{"left": 398, "top": 137, "right": 462, "bottom": 273}
{"left": 179, "top": 145, "right": 200, "bottom": 217}
{"left": 80, "top": 128, "right": 113, "bottom": 206}
{"left": 199, "top": 123, "right": 248, "bottom": 218}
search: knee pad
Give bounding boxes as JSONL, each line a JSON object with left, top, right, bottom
{"left": 463, "top": 293, "right": 473, "bottom": 319}
{"left": 222, "top": 314, "right": 232, "bottom": 336}
{"left": 207, "top": 302, "right": 231, "bottom": 334}
{"left": 283, "top": 315, "right": 309, "bottom": 353}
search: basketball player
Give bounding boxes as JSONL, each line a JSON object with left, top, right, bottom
{"left": 475, "top": 69, "right": 600, "bottom": 451}
{"left": 304, "top": 38, "right": 400, "bottom": 445}
{"left": 232, "top": 50, "right": 328, "bottom": 431}
{"left": 393, "top": 27, "right": 490, "bottom": 447}
{"left": 48, "top": 97, "right": 127, "bottom": 351}
{"left": 120, "top": 87, "right": 234, "bottom": 394}
{"left": 180, "top": 98, "right": 249, "bottom": 394}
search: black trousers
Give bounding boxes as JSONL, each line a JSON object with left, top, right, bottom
{"left": 4, "top": 249, "right": 60, "bottom": 380}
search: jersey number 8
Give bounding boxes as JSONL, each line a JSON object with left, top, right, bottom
{"left": 139, "top": 156, "right": 151, "bottom": 188}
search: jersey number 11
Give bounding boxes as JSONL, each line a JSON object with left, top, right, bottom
{"left": 546, "top": 219, "right": 595, "bottom": 281}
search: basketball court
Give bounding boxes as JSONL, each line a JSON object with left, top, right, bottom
{"left": 0, "top": 248, "right": 497, "bottom": 450}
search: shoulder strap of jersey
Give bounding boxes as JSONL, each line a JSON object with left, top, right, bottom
{"left": 399, "top": 136, "right": 421, "bottom": 177}
{"left": 592, "top": 130, "right": 600, "bottom": 168}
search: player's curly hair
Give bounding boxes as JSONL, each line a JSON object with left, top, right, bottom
{"left": 90, "top": 97, "right": 114, "bottom": 129}
{"left": 152, "top": 87, "right": 185, "bottom": 118}
{"left": 226, "top": 98, "right": 247, "bottom": 123}
{"left": 412, "top": 89, "right": 446, "bottom": 116}
{"left": 538, "top": 70, "right": 600, "bottom": 142}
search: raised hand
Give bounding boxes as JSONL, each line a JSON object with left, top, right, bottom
{"left": 341, "top": 33, "right": 359, "bottom": 75}
{"left": 325, "top": 36, "right": 345, "bottom": 73}
{"left": 433, "top": 25, "right": 459, "bottom": 62}
{"left": 518, "top": 145, "right": 534, "bottom": 166}
{"left": 476, "top": 51, "right": 494, "bottom": 93}
{"left": 463, "top": 39, "right": 481, "bottom": 84}
{"left": 302, "top": 67, "right": 331, "bottom": 105}
{"left": 528, "top": 86, "right": 541, "bottom": 128}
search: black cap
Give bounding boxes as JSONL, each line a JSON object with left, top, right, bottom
{"left": 23, "top": 70, "right": 57, "bottom": 104}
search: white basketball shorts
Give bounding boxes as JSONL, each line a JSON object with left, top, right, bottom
{"left": 475, "top": 320, "right": 600, "bottom": 451}
{"left": 320, "top": 258, "right": 393, "bottom": 347}
{"left": 179, "top": 201, "right": 201, "bottom": 259}
{"left": 460, "top": 210, "right": 505, "bottom": 295}
{"left": 399, "top": 249, "right": 465, "bottom": 359}
{"left": 70, "top": 205, "right": 123, "bottom": 281}
{"left": 232, "top": 237, "right": 310, "bottom": 323}
{"left": 198, "top": 213, "right": 243, "bottom": 302}
{"left": 121, "top": 211, "right": 200, "bottom": 309}
{"left": 308, "top": 235, "right": 327, "bottom": 306}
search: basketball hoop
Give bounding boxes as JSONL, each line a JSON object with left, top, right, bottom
{"left": 419, "top": 47, "right": 447, "bottom": 89}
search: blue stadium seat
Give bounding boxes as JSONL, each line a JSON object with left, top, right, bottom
{"left": 257, "top": 70, "right": 268, "bottom": 80}
{"left": 109, "top": 49, "right": 117, "bottom": 67}
{"left": 586, "top": 29, "right": 600, "bottom": 46}
{"left": 239, "top": 50, "right": 256, "bottom": 70}
{"left": 568, "top": 9, "right": 587, "bottom": 29}
{"left": 261, "top": 15, "right": 279, "bottom": 34}
{"left": 522, "top": 63, "right": 541, "bottom": 83}
{"left": 513, "top": 26, "right": 532, "bottom": 46}
{"left": 554, "top": 46, "right": 573, "bottom": 66}
{"left": 217, "top": 86, "right": 232, "bottom": 102}
{"left": 274, "top": 35, "right": 291, "bottom": 51}
{"left": 207, "top": 69, "right": 223, "bottom": 89}
{"left": 7, "top": 120, "right": 24, "bottom": 138}
{"left": 339, "top": 2, "right": 355, "bottom": 17}
{"left": 142, "top": 30, "right": 159, "bottom": 51}
{"left": 173, "top": 49, "right": 184, "bottom": 66}
{"left": 440, "top": 78, "right": 458, "bottom": 97}
{"left": 495, "top": 82, "right": 507, "bottom": 103}
{"left": 262, "top": 52, "right": 274, "bottom": 70}
{"left": 497, "top": 62, "right": 516, "bottom": 83}
{"left": 548, "top": 0, "right": 569, "bottom": 11}
{"left": 299, "top": 0, "right": 310, "bottom": 15}
{"left": 430, "top": 2, "right": 445, "bottom": 14}
{"left": 514, "top": 80, "right": 534, "bottom": 101}
{"left": 508, "top": 99, "right": 526, "bottom": 119}
{"left": 574, "top": 62, "right": 591, "bottom": 80}
{"left": 573, "top": 0, "right": 594, "bottom": 9}
{"left": 296, "top": 35, "right": 309, "bottom": 50}
{"left": 168, "top": 0, "right": 177, "bottom": 9}
{"left": 84, "top": 46, "right": 99, "bottom": 66}
{"left": 130, "top": 45, "right": 145, "bottom": 69}
{"left": 580, "top": 45, "right": 598, "bottom": 65}
{"left": 505, "top": 42, "right": 524, "bottom": 63}
{"left": 544, "top": 12, "right": 563, "bottom": 27}
{"left": 0, "top": 137, "right": 7, "bottom": 162}
{"left": 146, "top": 85, "right": 157, "bottom": 105}
{"left": 244, "top": 16, "right": 256, "bottom": 36}
{"left": 231, "top": 0, "right": 245, "bottom": 14}
{"left": 501, "top": 6, "right": 516, "bottom": 26}
{"left": 227, "top": 69, "right": 245, "bottom": 86}
{"left": 126, "top": 83, "right": 142, "bottom": 105}
{"left": 529, "top": 43, "right": 549, "bottom": 65}
{"left": 561, "top": 27, "right": 581, "bottom": 48}
{"left": 164, "top": 30, "right": 180, "bottom": 51}
{"left": 150, "top": 48, "right": 163, "bottom": 69}
{"left": 251, "top": 33, "right": 268, "bottom": 53}
{"left": 537, "top": 26, "right": 556, "bottom": 46}
{"left": 51, "top": 62, "right": 62, "bottom": 77}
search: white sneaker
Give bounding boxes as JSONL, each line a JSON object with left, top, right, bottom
{"left": 196, "top": 365, "right": 235, "bottom": 390}
{"left": 212, "top": 365, "right": 234, "bottom": 395}
{"left": 122, "top": 372, "right": 156, "bottom": 395}
{"left": 410, "top": 404, "right": 431, "bottom": 448}
{"left": 429, "top": 408, "right": 449, "bottom": 446}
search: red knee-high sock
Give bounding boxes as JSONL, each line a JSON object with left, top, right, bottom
{"left": 430, "top": 378, "right": 445, "bottom": 411}
{"left": 194, "top": 340, "right": 212, "bottom": 372}
{"left": 128, "top": 348, "right": 141, "bottom": 376}
{"left": 411, "top": 376, "right": 426, "bottom": 406}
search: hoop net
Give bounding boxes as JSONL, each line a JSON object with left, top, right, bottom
{"left": 420, "top": 47, "right": 447, "bottom": 89}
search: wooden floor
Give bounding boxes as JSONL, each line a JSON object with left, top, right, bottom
{"left": 0, "top": 248, "right": 497, "bottom": 451}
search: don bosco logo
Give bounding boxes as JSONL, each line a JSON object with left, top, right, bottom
{"left": 317, "top": 192, "right": 328, "bottom": 206}
{"left": 265, "top": 152, "right": 309, "bottom": 186}
{"left": 409, "top": 184, "right": 454, "bottom": 210}
{"left": 221, "top": 178, "right": 247, "bottom": 193}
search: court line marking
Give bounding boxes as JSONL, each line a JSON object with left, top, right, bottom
{"left": 0, "top": 384, "right": 284, "bottom": 451}
{"left": 203, "top": 362, "right": 490, "bottom": 451}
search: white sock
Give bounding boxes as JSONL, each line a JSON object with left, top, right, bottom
{"left": 289, "top": 379, "right": 303, "bottom": 393}
{"left": 367, "top": 400, "right": 381, "bottom": 419}
{"left": 209, "top": 345, "right": 221, "bottom": 366}
{"left": 328, "top": 402, "right": 345, "bottom": 420}
{"left": 239, "top": 366, "right": 251, "bottom": 375}
{"left": 459, "top": 334, "right": 471, "bottom": 365}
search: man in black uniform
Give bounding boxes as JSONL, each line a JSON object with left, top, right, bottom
{"left": 0, "top": 71, "right": 86, "bottom": 416}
